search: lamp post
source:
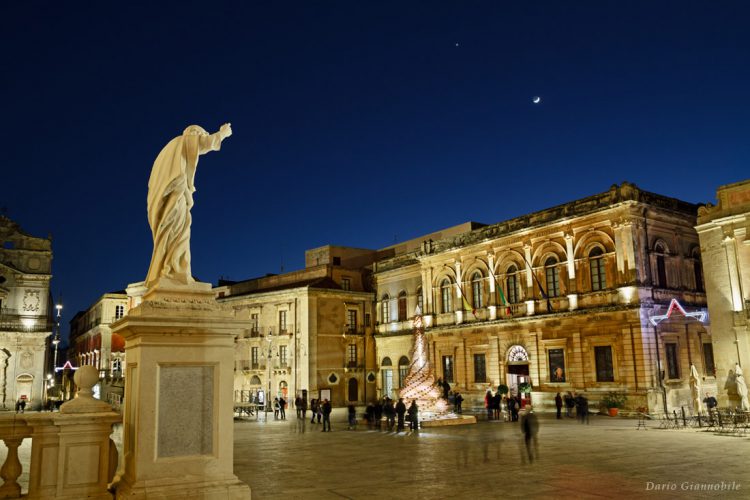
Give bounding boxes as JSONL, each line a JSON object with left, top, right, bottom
{"left": 52, "top": 302, "right": 62, "bottom": 371}
{"left": 261, "top": 328, "right": 276, "bottom": 421}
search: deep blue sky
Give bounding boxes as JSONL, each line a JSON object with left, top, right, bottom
{"left": 2, "top": 1, "right": 748, "bottom": 338}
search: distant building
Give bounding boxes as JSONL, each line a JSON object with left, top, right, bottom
{"left": 0, "top": 215, "right": 53, "bottom": 410}
{"left": 68, "top": 291, "right": 128, "bottom": 405}
{"left": 216, "top": 246, "right": 377, "bottom": 408}
{"left": 373, "top": 183, "right": 710, "bottom": 413}
{"left": 696, "top": 179, "right": 750, "bottom": 407}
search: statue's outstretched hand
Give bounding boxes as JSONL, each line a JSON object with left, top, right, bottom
{"left": 220, "top": 123, "right": 233, "bottom": 139}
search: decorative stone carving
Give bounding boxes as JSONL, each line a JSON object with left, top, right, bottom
{"left": 22, "top": 289, "right": 40, "bottom": 312}
{"left": 19, "top": 351, "right": 33, "bottom": 370}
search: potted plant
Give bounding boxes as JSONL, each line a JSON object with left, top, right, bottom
{"left": 601, "top": 391, "right": 627, "bottom": 416}
{"left": 518, "top": 382, "right": 532, "bottom": 394}
{"left": 497, "top": 384, "right": 509, "bottom": 396}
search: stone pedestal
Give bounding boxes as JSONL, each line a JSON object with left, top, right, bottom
{"left": 111, "top": 280, "right": 251, "bottom": 499}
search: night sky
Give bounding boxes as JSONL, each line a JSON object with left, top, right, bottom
{"left": 2, "top": 2, "right": 748, "bottom": 340}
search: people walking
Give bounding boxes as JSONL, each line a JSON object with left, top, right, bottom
{"left": 408, "top": 400, "right": 419, "bottom": 431}
{"left": 322, "top": 399, "right": 332, "bottom": 431}
{"left": 395, "top": 398, "right": 407, "bottom": 432}
{"left": 295, "top": 396, "right": 302, "bottom": 419}
{"left": 485, "top": 390, "right": 493, "bottom": 420}
{"left": 555, "top": 392, "right": 563, "bottom": 419}
{"left": 520, "top": 406, "right": 539, "bottom": 464}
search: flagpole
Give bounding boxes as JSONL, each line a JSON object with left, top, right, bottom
{"left": 520, "top": 254, "right": 553, "bottom": 313}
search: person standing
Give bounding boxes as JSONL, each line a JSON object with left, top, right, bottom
{"left": 408, "top": 400, "right": 419, "bottom": 432}
{"left": 395, "top": 398, "right": 407, "bottom": 432}
{"left": 374, "top": 399, "right": 384, "bottom": 430}
{"left": 322, "top": 399, "right": 332, "bottom": 432}
{"left": 279, "top": 397, "right": 287, "bottom": 420}
{"left": 454, "top": 392, "right": 463, "bottom": 414}
{"left": 273, "top": 397, "right": 280, "bottom": 420}
{"left": 484, "top": 390, "right": 493, "bottom": 420}
{"left": 565, "top": 392, "right": 575, "bottom": 418}
{"left": 295, "top": 396, "right": 302, "bottom": 419}
{"left": 347, "top": 404, "right": 357, "bottom": 430}
{"left": 384, "top": 398, "right": 395, "bottom": 431}
{"left": 520, "top": 406, "right": 539, "bottom": 464}
{"left": 300, "top": 397, "right": 308, "bottom": 421}
{"left": 310, "top": 399, "right": 318, "bottom": 423}
{"left": 555, "top": 392, "right": 563, "bottom": 419}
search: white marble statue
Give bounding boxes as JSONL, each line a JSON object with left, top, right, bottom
{"left": 145, "top": 123, "right": 232, "bottom": 289}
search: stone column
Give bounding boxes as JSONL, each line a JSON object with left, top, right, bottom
{"left": 111, "top": 280, "right": 251, "bottom": 500}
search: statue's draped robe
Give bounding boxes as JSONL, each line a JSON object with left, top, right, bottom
{"left": 145, "top": 132, "right": 222, "bottom": 287}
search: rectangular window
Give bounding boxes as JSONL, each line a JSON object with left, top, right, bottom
{"left": 473, "top": 353, "right": 486, "bottom": 383}
{"left": 594, "top": 346, "right": 614, "bottom": 382}
{"left": 348, "top": 344, "right": 357, "bottom": 366}
{"left": 347, "top": 310, "right": 357, "bottom": 333}
{"left": 250, "top": 313, "right": 259, "bottom": 334}
{"left": 665, "top": 343, "right": 679, "bottom": 379}
{"left": 703, "top": 343, "right": 715, "bottom": 376}
{"left": 251, "top": 347, "right": 259, "bottom": 368}
{"left": 341, "top": 278, "right": 351, "bottom": 291}
{"left": 364, "top": 313, "right": 371, "bottom": 327}
{"left": 382, "top": 369, "right": 393, "bottom": 398}
{"left": 115, "top": 305, "right": 125, "bottom": 319}
{"left": 548, "top": 348, "right": 566, "bottom": 382}
{"left": 546, "top": 266, "right": 560, "bottom": 297}
{"left": 442, "top": 355, "right": 454, "bottom": 383}
{"left": 279, "top": 345, "right": 288, "bottom": 366}
{"left": 278, "top": 310, "right": 287, "bottom": 333}
{"left": 399, "top": 365, "right": 408, "bottom": 387}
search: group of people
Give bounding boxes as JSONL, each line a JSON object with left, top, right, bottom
{"left": 308, "top": 398, "right": 333, "bottom": 430}
{"left": 484, "top": 390, "right": 525, "bottom": 422}
{"left": 553, "top": 391, "right": 589, "bottom": 423}
{"left": 272, "top": 397, "right": 287, "bottom": 420}
{"left": 364, "top": 397, "right": 419, "bottom": 432}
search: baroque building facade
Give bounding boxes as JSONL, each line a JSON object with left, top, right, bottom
{"left": 373, "top": 183, "right": 710, "bottom": 414}
{"left": 216, "top": 246, "right": 377, "bottom": 409}
{"left": 0, "top": 216, "right": 53, "bottom": 410}
{"left": 696, "top": 179, "right": 750, "bottom": 407}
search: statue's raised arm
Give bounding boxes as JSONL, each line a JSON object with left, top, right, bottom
{"left": 145, "top": 124, "right": 232, "bottom": 289}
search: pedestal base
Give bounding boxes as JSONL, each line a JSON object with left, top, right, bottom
{"left": 420, "top": 415, "right": 477, "bottom": 427}
{"left": 115, "top": 475, "right": 251, "bottom": 500}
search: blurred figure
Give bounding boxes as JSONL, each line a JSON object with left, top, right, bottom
{"left": 322, "top": 399, "right": 332, "bottom": 432}
{"left": 554, "top": 392, "right": 563, "bottom": 419}
{"left": 395, "top": 398, "right": 407, "bottom": 432}
{"left": 454, "top": 392, "right": 463, "bottom": 414}
{"left": 408, "top": 400, "right": 419, "bottom": 432}
{"left": 520, "top": 406, "right": 539, "bottom": 464}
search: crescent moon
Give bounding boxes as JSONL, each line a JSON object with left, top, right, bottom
{"left": 533, "top": 96, "right": 541, "bottom": 104}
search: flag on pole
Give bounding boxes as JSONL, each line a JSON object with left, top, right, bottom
{"left": 520, "top": 255, "right": 553, "bottom": 313}
{"left": 490, "top": 271, "right": 512, "bottom": 316}
{"left": 456, "top": 282, "right": 477, "bottom": 318}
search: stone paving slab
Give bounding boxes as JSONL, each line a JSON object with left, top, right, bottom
{"left": 233, "top": 414, "right": 748, "bottom": 500}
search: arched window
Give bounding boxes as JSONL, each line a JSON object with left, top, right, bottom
{"left": 348, "top": 378, "right": 358, "bottom": 402}
{"left": 441, "top": 279, "right": 453, "bottom": 313}
{"left": 381, "top": 357, "right": 393, "bottom": 398}
{"left": 398, "top": 356, "right": 409, "bottom": 387}
{"left": 589, "top": 247, "right": 606, "bottom": 291}
{"left": 381, "top": 294, "right": 390, "bottom": 324}
{"left": 507, "top": 345, "right": 529, "bottom": 362}
{"left": 398, "top": 291, "right": 408, "bottom": 322}
{"left": 545, "top": 257, "right": 560, "bottom": 297}
{"left": 654, "top": 242, "right": 667, "bottom": 287}
{"left": 416, "top": 287, "right": 424, "bottom": 314}
{"left": 506, "top": 265, "right": 519, "bottom": 304}
{"left": 471, "top": 272, "right": 483, "bottom": 309}
{"left": 693, "top": 249, "right": 704, "bottom": 292}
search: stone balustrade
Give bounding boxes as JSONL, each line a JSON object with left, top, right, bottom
{"left": 0, "top": 366, "right": 121, "bottom": 499}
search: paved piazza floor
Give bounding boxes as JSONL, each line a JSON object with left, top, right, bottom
{"left": 233, "top": 412, "right": 748, "bottom": 500}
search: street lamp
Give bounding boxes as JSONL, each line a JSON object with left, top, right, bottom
{"left": 52, "top": 302, "right": 63, "bottom": 371}
{"left": 261, "top": 328, "right": 277, "bottom": 421}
